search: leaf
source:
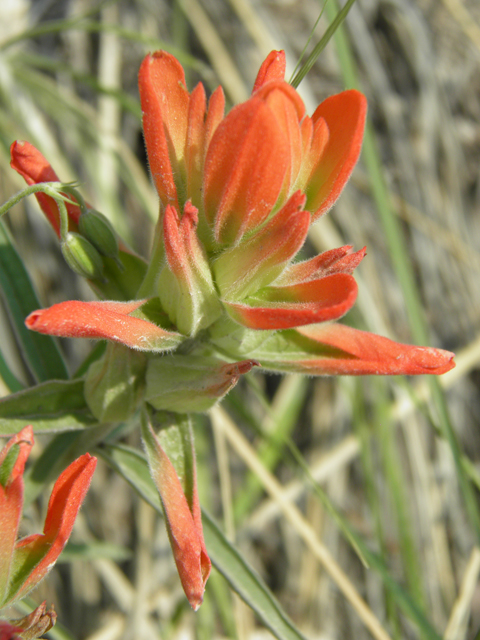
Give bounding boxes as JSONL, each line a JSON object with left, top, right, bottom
{"left": 0, "top": 379, "right": 97, "bottom": 434}
{"left": 98, "top": 443, "right": 307, "bottom": 640}
{"left": 0, "top": 219, "right": 68, "bottom": 382}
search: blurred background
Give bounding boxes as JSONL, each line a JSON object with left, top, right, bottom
{"left": 1, "top": 0, "right": 480, "bottom": 638}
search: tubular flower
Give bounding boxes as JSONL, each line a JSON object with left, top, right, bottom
{"left": 0, "top": 426, "right": 96, "bottom": 609}
{"left": 10, "top": 50, "right": 454, "bottom": 609}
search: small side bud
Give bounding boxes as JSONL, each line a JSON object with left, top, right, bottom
{"left": 61, "top": 232, "right": 104, "bottom": 280}
{"left": 79, "top": 209, "right": 119, "bottom": 259}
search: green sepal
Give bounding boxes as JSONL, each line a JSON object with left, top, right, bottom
{"left": 84, "top": 343, "right": 147, "bottom": 422}
{"left": 3, "top": 542, "right": 49, "bottom": 607}
{"left": 158, "top": 204, "right": 222, "bottom": 336}
{"left": 61, "top": 232, "right": 104, "bottom": 280}
{"left": 230, "top": 328, "right": 345, "bottom": 372}
{"left": 78, "top": 209, "right": 119, "bottom": 259}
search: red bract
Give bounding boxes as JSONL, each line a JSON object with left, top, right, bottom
{"left": 142, "top": 421, "right": 211, "bottom": 610}
{"left": 0, "top": 426, "right": 96, "bottom": 608}
{"left": 139, "top": 49, "right": 366, "bottom": 246}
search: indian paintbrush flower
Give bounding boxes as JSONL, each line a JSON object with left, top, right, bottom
{"left": 0, "top": 426, "right": 96, "bottom": 613}
{"left": 8, "top": 49, "right": 455, "bottom": 609}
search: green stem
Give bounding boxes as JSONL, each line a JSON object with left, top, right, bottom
{"left": 0, "top": 183, "right": 63, "bottom": 218}
{"left": 137, "top": 215, "right": 165, "bottom": 298}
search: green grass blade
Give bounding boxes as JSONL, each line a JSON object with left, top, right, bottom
{"left": 290, "top": 0, "right": 357, "bottom": 89}
{"left": 99, "top": 443, "right": 307, "bottom": 640}
{"left": 372, "top": 378, "right": 425, "bottom": 612}
{"left": 293, "top": 433, "right": 441, "bottom": 640}
{"left": 15, "top": 52, "right": 142, "bottom": 118}
{"left": 0, "top": 220, "right": 68, "bottom": 382}
{"left": 352, "top": 382, "right": 401, "bottom": 636}
{"left": 203, "top": 511, "right": 308, "bottom": 640}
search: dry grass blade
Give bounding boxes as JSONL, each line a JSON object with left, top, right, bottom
{"left": 210, "top": 406, "right": 393, "bottom": 640}
{"left": 443, "top": 547, "right": 480, "bottom": 640}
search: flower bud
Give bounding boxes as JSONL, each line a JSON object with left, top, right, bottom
{"left": 78, "top": 209, "right": 119, "bottom": 259}
{"left": 61, "top": 232, "right": 104, "bottom": 280}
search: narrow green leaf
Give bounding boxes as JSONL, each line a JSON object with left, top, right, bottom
{"left": 0, "top": 379, "right": 97, "bottom": 434}
{"left": 202, "top": 511, "right": 307, "bottom": 640}
{"left": 98, "top": 443, "right": 307, "bottom": 640}
{"left": 0, "top": 219, "right": 68, "bottom": 382}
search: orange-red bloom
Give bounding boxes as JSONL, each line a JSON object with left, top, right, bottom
{"left": 0, "top": 426, "right": 96, "bottom": 608}
{"left": 139, "top": 50, "right": 367, "bottom": 247}
{"left": 8, "top": 50, "right": 455, "bottom": 610}
{"left": 14, "top": 49, "right": 454, "bottom": 378}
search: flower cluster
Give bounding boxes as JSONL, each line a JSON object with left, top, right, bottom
{"left": 9, "top": 50, "right": 454, "bottom": 609}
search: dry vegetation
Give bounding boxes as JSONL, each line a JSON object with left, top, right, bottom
{"left": 1, "top": 0, "right": 480, "bottom": 639}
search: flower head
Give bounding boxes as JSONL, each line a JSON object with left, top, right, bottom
{"left": 17, "top": 50, "right": 453, "bottom": 379}
{"left": 9, "top": 50, "right": 454, "bottom": 609}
